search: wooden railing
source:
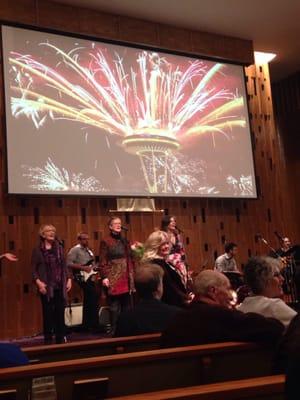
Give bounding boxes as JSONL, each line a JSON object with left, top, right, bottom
{"left": 23, "top": 333, "right": 161, "bottom": 363}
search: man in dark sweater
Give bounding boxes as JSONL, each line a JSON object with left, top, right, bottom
{"left": 161, "top": 270, "right": 284, "bottom": 348}
{"left": 115, "top": 264, "right": 180, "bottom": 337}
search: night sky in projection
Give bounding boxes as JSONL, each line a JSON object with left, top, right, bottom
{"left": 2, "top": 25, "right": 256, "bottom": 197}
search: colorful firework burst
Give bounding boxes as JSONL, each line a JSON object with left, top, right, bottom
{"left": 9, "top": 41, "right": 246, "bottom": 193}
{"left": 22, "top": 158, "right": 107, "bottom": 192}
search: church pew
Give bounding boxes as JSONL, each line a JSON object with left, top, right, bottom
{"left": 0, "top": 342, "right": 275, "bottom": 399}
{"left": 23, "top": 333, "right": 161, "bottom": 363}
{"left": 73, "top": 377, "right": 109, "bottom": 400}
{"left": 0, "top": 390, "right": 17, "bottom": 400}
{"left": 108, "top": 375, "right": 285, "bottom": 400}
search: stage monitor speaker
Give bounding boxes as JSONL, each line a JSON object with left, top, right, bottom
{"left": 98, "top": 306, "right": 111, "bottom": 332}
{"left": 65, "top": 303, "right": 83, "bottom": 327}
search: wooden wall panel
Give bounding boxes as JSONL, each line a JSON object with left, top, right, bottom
{"left": 272, "top": 73, "right": 300, "bottom": 233}
{"left": 0, "top": 0, "right": 297, "bottom": 339}
{"left": 0, "top": 0, "right": 36, "bottom": 24}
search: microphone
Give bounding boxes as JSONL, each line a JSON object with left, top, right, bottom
{"left": 56, "top": 238, "right": 64, "bottom": 247}
{"left": 121, "top": 226, "right": 128, "bottom": 231}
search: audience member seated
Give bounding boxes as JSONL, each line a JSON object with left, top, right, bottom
{"left": 115, "top": 264, "right": 180, "bottom": 336}
{"left": 238, "top": 257, "right": 297, "bottom": 328}
{"left": 0, "top": 343, "right": 29, "bottom": 368}
{"left": 161, "top": 270, "right": 284, "bottom": 348}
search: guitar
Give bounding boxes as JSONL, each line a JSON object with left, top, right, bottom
{"left": 73, "top": 259, "right": 100, "bottom": 283}
{"left": 81, "top": 260, "right": 100, "bottom": 282}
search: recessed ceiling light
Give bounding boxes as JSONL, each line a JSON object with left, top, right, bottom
{"left": 254, "top": 51, "right": 277, "bottom": 64}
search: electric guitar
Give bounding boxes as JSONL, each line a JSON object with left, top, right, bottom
{"left": 73, "top": 259, "right": 100, "bottom": 283}
{"left": 81, "top": 262, "right": 100, "bottom": 282}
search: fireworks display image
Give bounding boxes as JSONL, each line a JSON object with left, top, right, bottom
{"left": 2, "top": 25, "right": 256, "bottom": 197}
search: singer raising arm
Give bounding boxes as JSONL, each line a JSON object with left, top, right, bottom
{"left": 0, "top": 253, "right": 18, "bottom": 262}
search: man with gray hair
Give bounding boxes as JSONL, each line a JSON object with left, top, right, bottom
{"left": 161, "top": 269, "right": 284, "bottom": 348}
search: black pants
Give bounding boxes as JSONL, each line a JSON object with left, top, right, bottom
{"left": 109, "top": 293, "right": 132, "bottom": 334}
{"left": 82, "top": 279, "right": 99, "bottom": 331}
{"left": 40, "top": 289, "right": 65, "bottom": 344}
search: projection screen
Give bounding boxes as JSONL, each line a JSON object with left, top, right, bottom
{"left": 1, "top": 25, "right": 257, "bottom": 198}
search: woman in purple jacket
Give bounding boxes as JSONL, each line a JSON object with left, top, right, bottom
{"left": 32, "top": 224, "right": 72, "bottom": 344}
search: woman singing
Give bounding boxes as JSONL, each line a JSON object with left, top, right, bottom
{"left": 99, "top": 217, "right": 135, "bottom": 333}
{"left": 32, "top": 225, "right": 72, "bottom": 344}
{"left": 161, "top": 215, "right": 190, "bottom": 289}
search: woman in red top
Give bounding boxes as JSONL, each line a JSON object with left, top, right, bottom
{"left": 99, "top": 217, "right": 135, "bottom": 333}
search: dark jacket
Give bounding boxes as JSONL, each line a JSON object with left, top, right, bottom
{"left": 0, "top": 343, "right": 29, "bottom": 368}
{"left": 115, "top": 298, "right": 180, "bottom": 337}
{"left": 161, "top": 300, "right": 284, "bottom": 348}
{"left": 32, "top": 241, "right": 71, "bottom": 299}
{"left": 150, "top": 258, "right": 188, "bottom": 308}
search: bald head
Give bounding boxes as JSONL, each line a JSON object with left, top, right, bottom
{"left": 194, "top": 270, "right": 232, "bottom": 308}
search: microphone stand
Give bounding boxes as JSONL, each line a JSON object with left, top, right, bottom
{"left": 258, "top": 236, "right": 280, "bottom": 258}
{"left": 123, "top": 228, "right": 134, "bottom": 309}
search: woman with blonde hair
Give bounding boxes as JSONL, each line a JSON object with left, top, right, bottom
{"left": 32, "top": 224, "right": 72, "bottom": 344}
{"left": 142, "top": 230, "right": 190, "bottom": 307}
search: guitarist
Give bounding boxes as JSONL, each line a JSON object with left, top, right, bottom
{"left": 272, "top": 235, "right": 298, "bottom": 301}
{"left": 67, "top": 232, "right": 99, "bottom": 332}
